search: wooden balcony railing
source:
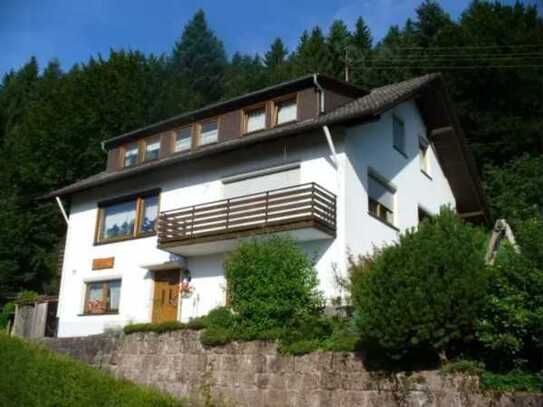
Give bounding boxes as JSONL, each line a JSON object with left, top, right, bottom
{"left": 157, "top": 182, "right": 336, "bottom": 247}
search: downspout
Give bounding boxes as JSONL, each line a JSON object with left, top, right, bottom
{"left": 322, "top": 125, "right": 338, "bottom": 167}
{"left": 55, "top": 196, "right": 69, "bottom": 225}
{"left": 100, "top": 141, "right": 106, "bottom": 152}
{"left": 313, "top": 73, "right": 325, "bottom": 114}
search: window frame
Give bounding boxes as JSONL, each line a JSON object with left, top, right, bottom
{"left": 392, "top": 114, "right": 407, "bottom": 158}
{"left": 196, "top": 117, "right": 220, "bottom": 147}
{"left": 83, "top": 279, "right": 122, "bottom": 315}
{"left": 142, "top": 135, "right": 161, "bottom": 163}
{"left": 173, "top": 125, "right": 193, "bottom": 153}
{"left": 242, "top": 103, "right": 267, "bottom": 134}
{"left": 418, "top": 206, "right": 432, "bottom": 224}
{"left": 367, "top": 171, "right": 398, "bottom": 230}
{"left": 419, "top": 137, "right": 432, "bottom": 179}
{"left": 272, "top": 93, "right": 298, "bottom": 127}
{"left": 94, "top": 189, "right": 161, "bottom": 245}
{"left": 122, "top": 142, "right": 140, "bottom": 168}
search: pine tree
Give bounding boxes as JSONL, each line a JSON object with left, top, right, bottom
{"left": 352, "top": 17, "right": 372, "bottom": 53}
{"left": 327, "top": 20, "right": 352, "bottom": 79}
{"left": 293, "top": 27, "right": 332, "bottom": 76}
{"left": 264, "top": 38, "right": 293, "bottom": 85}
{"left": 171, "top": 10, "right": 227, "bottom": 105}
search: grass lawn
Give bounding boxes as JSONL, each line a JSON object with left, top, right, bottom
{"left": 0, "top": 333, "right": 184, "bottom": 407}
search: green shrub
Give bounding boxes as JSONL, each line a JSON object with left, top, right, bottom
{"left": 225, "top": 236, "right": 322, "bottom": 335}
{"left": 350, "top": 208, "right": 489, "bottom": 361}
{"left": 476, "top": 217, "right": 543, "bottom": 370}
{"left": 185, "top": 316, "right": 207, "bottom": 330}
{"left": 0, "top": 333, "right": 183, "bottom": 406}
{"left": 440, "top": 359, "right": 485, "bottom": 376}
{"left": 0, "top": 302, "right": 15, "bottom": 329}
{"left": 279, "top": 339, "right": 321, "bottom": 356}
{"left": 321, "top": 318, "right": 359, "bottom": 352}
{"left": 205, "top": 307, "right": 236, "bottom": 330}
{"left": 124, "top": 320, "right": 185, "bottom": 335}
{"left": 15, "top": 290, "right": 40, "bottom": 305}
{"left": 200, "top": 327, "right": 233, "bottom": 347}
{"left": 481, "top": 370, "right": 543, "bottom": 393}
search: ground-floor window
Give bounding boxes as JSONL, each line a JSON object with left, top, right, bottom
{"left": 84, "top": 279, "right": 121, "bottom": 315}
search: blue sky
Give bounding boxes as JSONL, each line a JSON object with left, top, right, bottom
{"left": 0, "top": 0, "right": 535, "bottom": 77}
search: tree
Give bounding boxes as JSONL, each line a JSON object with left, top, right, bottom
{"left": 350, "top": 17, "right": 373, "bottom": 86}
{"left": 171, "top": 10, "right": 227, "bottom": 105}
{"left": 327, "top": 20, "right": 352, "bottom": 78}
{"left": 293, "top": 27, "right": 332, "bottom": 76}
{"left": 223, "top": 53, "right": 266, "bottom": 99}
{"left": 263, "top": 38, "right": 292, "bottom": 85}
{"left": 350, "top": 208, "right": 488, "bottom": 361}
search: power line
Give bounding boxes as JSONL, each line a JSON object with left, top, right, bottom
{"left": 350, "top": 64, "right": 543, "bottom": 70}
{"left": 371, "top": 44, "right": 543, "bottom": 51}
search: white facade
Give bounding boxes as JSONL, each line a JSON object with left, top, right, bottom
{"left": 56, "top": 100, "right": 455, "bottom": 337}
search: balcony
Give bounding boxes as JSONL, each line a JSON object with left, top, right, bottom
{"left": 157, "top": 183, "right": 336, "bottom": 256}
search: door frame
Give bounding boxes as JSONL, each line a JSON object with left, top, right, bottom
{"left": 151, "top": 268, "right": 181, "bottom": 323}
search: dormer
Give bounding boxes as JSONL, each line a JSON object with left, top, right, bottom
{"left": 103, "top": 74, "right": 367, "bottom": 172}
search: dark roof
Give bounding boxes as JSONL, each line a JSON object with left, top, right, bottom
{"left": 103, "top": 73, "right": 367, "bottom": 149}
{"left": 45, "top": 73, "right": 488, "bottom": 222}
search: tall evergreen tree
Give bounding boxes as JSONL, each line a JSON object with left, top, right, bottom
{"left": 263, "top": 38, "right": 293, "bottom": 84}
{"left": 327, "top": 20, "right": 352, "bottom": 79}
{"left": 293, "top": 27, "right": 332, "bottom": 76}
{"left": 171, "top": 10, "right": 227, "bottom": 105}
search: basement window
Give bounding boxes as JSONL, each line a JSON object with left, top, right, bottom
{"left": 368, "top": 173, "right": 396, "bottom": 227}
{"left": 84, "top": 280, "right": 121, "bottom": 315}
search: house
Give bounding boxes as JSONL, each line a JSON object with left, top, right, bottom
{"left": 48, "top": 73, "right": 487, "bottom": 337}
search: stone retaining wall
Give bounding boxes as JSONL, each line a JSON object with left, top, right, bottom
{"left": 41, "top": 331, "right": 541, "bottom": 407}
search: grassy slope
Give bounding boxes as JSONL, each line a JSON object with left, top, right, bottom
{"left": 0, "top": 334, "right": 184, "bottom": 407}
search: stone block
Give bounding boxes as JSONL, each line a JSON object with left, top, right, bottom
{"left": 266, "top": 354, "right": 294, "bottom": 373}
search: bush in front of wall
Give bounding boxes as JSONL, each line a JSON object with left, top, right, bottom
{"left": 123, "top": 320, "right": 186, "bottom": 335}
{"left": 350, "top": 207, "right": 489, "bottom": 362}
{"left": 476, "top": 216, "right": 543, "bottom": 370}
{"left": 224, "top": 236, "right": 322, "bottom": 335}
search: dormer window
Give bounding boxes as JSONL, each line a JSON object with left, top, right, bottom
{"left": 144, "top": 136, "right": 160, "bottom": 162}
{"left": 175, "top": 126, "right": 192, "bottom": 152}
{"left": 124, "top": 143, "right": 139, "bottom": 168}
{"left": 199, "top": 119, "right": 219, "bottom": 146}
{"left": 275, "top": 98, "right": 297, "bottom": 125}
{"left": 244, "top": 106, "right": 266, "bottom": 133}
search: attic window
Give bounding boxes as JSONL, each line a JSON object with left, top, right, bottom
{"left": 244, "top": 106, "right": 266, "bottom": 133}
{"left": 275, "top": 98, "right": 297, "bottom": 125}
{"left": 124, "top": 143, "right": 139, "bottom": 168}
{"left": 175, "top": 126, "right": 192, "bottom": 152}
{"left": 199, "top": 119, "right": 219, "bottom": 146}
{"left": 144, "top": 136, "right": 160, "bottom": 162}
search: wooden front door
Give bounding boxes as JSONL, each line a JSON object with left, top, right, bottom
{"left": 152, "top": 270, "right": 180, "bottom": 323}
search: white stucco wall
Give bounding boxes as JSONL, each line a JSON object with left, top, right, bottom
{"left": 343, "top": 100, "right": 456, "bottom": 263}
{"left": 57, "top": 100, "right": 455, "bottom": 337}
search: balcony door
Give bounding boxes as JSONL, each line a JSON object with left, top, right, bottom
{"left": 152, "top": 270, "right": 180, "bottom": 323}
{"left": 222, "top": 166, "right": 300, "bottom": 198}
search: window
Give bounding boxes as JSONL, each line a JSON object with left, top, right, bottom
{"left": 96, "top": 191, "right": 159, "bottom": 243}
{"left": 368, "top": 173, "right": 395, "bottom": 226}
{"left": 124, "top": 143, "right": 139, "bottom": 167}
{"left": 419, "top": 138, "right": 430, "bottom": 175}
{"left": 244, "top": 107, "right": 266, "bottom": 133}
{"left": 199, "top": 119, "right": 218, "bottom": 145}
{"left": 175, "top": 126, "right": 192, "bottom": 152}
{"left": 418, "top": 207, "right": 432, "bottom": 224}
{"left": 84, "top": 280, "right": 121, "bottom": 314}
{"left": 275, "top": 98, "right": 297, "bottom": 125}
{"left": 144, "top": 136, "right": 160, "bottom": 162}
{"left": 138, "top": 194, "right": 159, "bottom": 234}
{"left": 393, "top": 115, "right": 406, "bottom": 156}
